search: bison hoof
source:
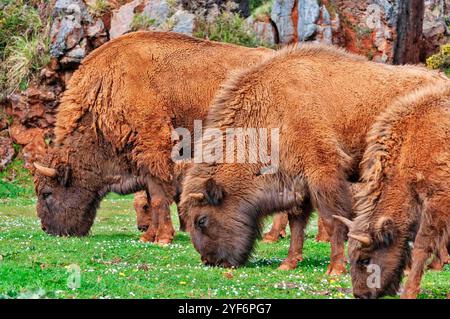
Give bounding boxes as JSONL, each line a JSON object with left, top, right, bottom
{"left": 156, "top": 238, "right": 173, "bottom": 245}
{"left": 400, "top": 292, "right": 418, "bottom": 299}
{"left": 427, "top": 261, "right": 444, "bottom": 271}
{"left": 278, "top": 262, "right": 297, "bottom": 270}
{"left": 326, "top": 263, "right": 346, "bottom": 276}
{"left": 139, "top": 235, "right": 155, "bottom": 243}
{"left": 262, "top": 233, "right": 279, "bottom": 243}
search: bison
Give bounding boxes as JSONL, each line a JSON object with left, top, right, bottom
{"left": 33, "top": 31, "right": 271, "bottom": 244}
{"left": 262, "top": 213, "right": 288, "bottom": 243}
{"left": 263, "top": 214, "right": 330, "bottom": 243}
{"left": 334, "top": 83, "right": 450, "bottom": 299}
{"left": 134, "top": 161, "right": 189, "bottom": 233}
{"left": 180, "top": 44, "right": 447, "bottom": 275}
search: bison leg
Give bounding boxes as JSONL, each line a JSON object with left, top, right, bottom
{"left": 401, "top": 246, "right": 430, "bottom": 298}
{"left": 140, "top": 179, "right": 175, "bottom": 245}
{"left": 311, "top": 177, "right": 351, "bottom": 276}
{"left": 263, "top": 213, "right": 289, "bottom": 243}
{"left": 402, "top": 224, "right": 440, "bottom": 298}
{"left": 428, "top": 240, "right": 449, "bottom": 271}
{"left": 315, "top": 216, "right": 330, "bottom": 242}
{"left": 279, "top": 203, "right": 313, "bottom": 270}
{"left": 178, "top": 209, "right": 189, "bottom": 233}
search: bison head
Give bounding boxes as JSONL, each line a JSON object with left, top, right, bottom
{"left": 334, "top": 215, "right": 411, "bottom": 299}
{"left": 181, "top": 165, "right": 300, "bottom": 268}
{"left": 34, "top": 146, "right": 143, "bottom": 237}
{"left": 34, "top": 159, "right": 101, "bottom": 237}
{"left": 181, "top": 172, "right": 263, "bottom": 267}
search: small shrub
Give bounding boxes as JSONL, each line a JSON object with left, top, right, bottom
{"left": 426, "top": 44, "right": 450, "bottom": 72}
{"left": 195, "top": 11, "right": 268, "bottom": 48}
{"left": 130, "top": 13, "right": 157, "bottom": 31}
{"left": 87, "top": 0, "right": 113, "bottom": 17}
{"left": 252, "top": 0, "right": 273, "bottom": 21}
{"left": 2, "top": 35, "right": 50, "bottom": 93}
{"left": 0, "top": 0, "right": 50, "bottom": 97}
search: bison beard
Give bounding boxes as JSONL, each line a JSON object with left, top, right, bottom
{"left": 180, "top": 44, "right": 446, "bottom": 275}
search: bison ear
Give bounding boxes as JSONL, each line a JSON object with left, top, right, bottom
{"left": 374, "top": 217, "right": 395, "bottom": 246}
{"left": 205, "top": 178, "right": 225, "bottom": 206}
{"left": 58, "top": 165, "right": 72, "bottom": 187}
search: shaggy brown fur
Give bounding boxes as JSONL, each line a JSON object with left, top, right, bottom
{"left": 180, "top": 43, "right": 447, "bottom": 275}
{"left": 339, "top": 83, "right": 450, "bottom": 299}
{"left": 34, "top": 31, "right": 271, "bottom": 243}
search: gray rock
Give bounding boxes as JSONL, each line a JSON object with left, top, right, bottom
{"left": 50, "top": 0, "right": 91, "bottom": 57}
{"left": 86, "top": 19, "right": 106, "bottom": 38}
{"left": 246, "top": 16, "right": 276, "bottom": 46}
{"left": 171, "top": 10, "right": 196, "bottom": 35}
{"left": 321, "top": 5, "right": 331, "bottom": 25}
{"left": 271, "top": 0, "right": 296, "bottom": 44}
{"left": 0, "top": 136, "right": 14, "bottom": 172}
{"left": 423, "top": 0, "right": 447, "bottom": 37}
{"left": 297, "top": 0, "right": 320, "bottom": 41}
{"left": 374, "top": 0, "right": 398, "bottom": 26}
{"left": 143, "top": 0, "right": 170, "bottom": 27}
{"left": 109, "top": 0, "right": 142, "bottom": 39}
{"left": 52, "top": 0, "right": 91, "bottom": 22}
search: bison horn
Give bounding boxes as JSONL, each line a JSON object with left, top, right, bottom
{"left": 332, "top": 215, "right": 354, "bottom": 229}
{"left": 188, "top": 193, "right": 205, "bottom": 201}
{"left": 348, "top": 233, "right": 372, "bottom": 246}
{"left": 33, "top": 162, "right": 57, "bottom": 177}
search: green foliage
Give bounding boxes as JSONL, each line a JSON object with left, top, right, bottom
{"left": 195, "top": 11, "right": 270, "bottom": 48}
{"left": 130, "top": 13, "right": 157, "bottom": 31}
{"left": 249, "top": 0, "right": 267, "bottom": 13}
{"left": 251, "top": 0, "right": 273, "bottom": 20}
{"left": 0, "top": 158, "right": 35, "bottom": 201}
{"left": 0, "top": 0, "right": 50, "bottom": 97}
{"left": 426, "top": 44, "right": 450, "bottom": 71}
{"left": 87, "top": 0, "right": 112, "bottom": 17}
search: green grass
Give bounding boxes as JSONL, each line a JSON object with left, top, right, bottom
{"left": 0, "top": 159, "right": 35, "bottom": 201}
{"left": 0, "top": 194, "right": 448, "bottom": 299}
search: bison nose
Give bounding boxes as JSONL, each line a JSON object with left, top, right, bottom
{"left": 138, "top": 225, "right": 149, "bottom": 232}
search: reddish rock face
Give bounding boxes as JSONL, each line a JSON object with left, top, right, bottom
{"left": 269, "top": 0, "right": 447, "bottom": 64}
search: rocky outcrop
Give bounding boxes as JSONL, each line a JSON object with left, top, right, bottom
{"left": 268, "top": 0, "right": 449, "bottom": 64}
{"left": 2, "top": 85, "right": 60, "bottom": 169}
{"left": 50, "top": 0, "right": 108, "bottom": 67}
{"left": 422, "top": 0, "right": 450, "bottom": 59}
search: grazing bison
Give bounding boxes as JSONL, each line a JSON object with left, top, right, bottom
{"left": 263, "top": 214, "right": 330, "bottom": 243}
{"left": 262, "top": 213, "right": 288, "bottom": 243}
{"left": 334, "top": 83, "right": 450, "bottom": 299}
{"left": 180, "top": 44, "right": 446, "bottom": 275}
{"left": 134, "top": 161, "right": 189, "bottom": 234}
{"left": 33, "top": 31, "right": 271, "bottom": 244}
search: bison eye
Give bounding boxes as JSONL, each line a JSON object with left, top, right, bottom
{"left": 42, "top": 191, "right": 52, "bottom": 200}
{"left": 196, "top": 216, "right": 208, "bottom": 228}
{"left": 357, "top": 258, "right": 370, "bottom": 267}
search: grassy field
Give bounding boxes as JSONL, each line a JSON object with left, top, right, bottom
{"left": 0, "top": 162, "right": 448, "bottom": 299}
